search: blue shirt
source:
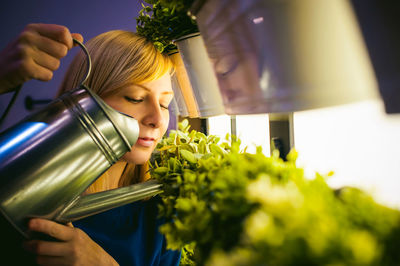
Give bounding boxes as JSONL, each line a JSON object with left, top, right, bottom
{"left": 73, "top": 196, "right": 181, "bottom": 266}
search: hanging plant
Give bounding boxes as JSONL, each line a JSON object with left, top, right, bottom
{"left": 136, "top": 0, "right": 198, "bottom": 54}
{"left": 150, "top": 120, "right": 400, "bottom": 266}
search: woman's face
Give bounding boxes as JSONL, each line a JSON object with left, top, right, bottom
{"left": 103, "top": 73, "right": 173, "bottom": 164}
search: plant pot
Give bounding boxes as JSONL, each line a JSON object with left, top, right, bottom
{"left": 169, "top": 52, "right": 199, "bottom": 118}
{"left": 168, "top": 51, "right": 190, "bottom": 118}
{"left": 174, "top": 33, "right": 225, "bottom": 117}
{"left": 191, "top": 0, "right": 379, "bottom": 114}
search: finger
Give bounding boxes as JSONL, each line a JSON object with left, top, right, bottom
{"left": 34, "top": 35, "right": 69, "bottom": 59}
{"left": 31, "top": 33, "right": 69, "bottom": 59}
{"left": 23, "top": 240, "right": 69, "bottom": 257}
{"left": 26, "top": 23, "right": 74, "bottom": 49}
{"left": 28, "top": 218, "right": 74, "bottom": 242}
{"left": 31, "top": 48, "right": 61, "bottom": 71}
{"left": 18, "top": 30, "right": 68, "bottom": 59}
{"left": 35, "top": 255, "right": 66, "bottom": 266}
{"left": 17, "top": 57, "right": 54, "bottom": 82}
{"left": 61, "top": 221, "right": 75, "bottom": 228}
{"left": 71, "top": 33, "right": 84, "bottom": 45}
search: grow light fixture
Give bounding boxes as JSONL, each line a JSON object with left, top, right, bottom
{"left": 190, "top": 0, "right": 379, "bottom": 114}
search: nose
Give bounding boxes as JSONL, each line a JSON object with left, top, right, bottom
{"left": 141, "top": 99, "right": 164, "bottom": 128}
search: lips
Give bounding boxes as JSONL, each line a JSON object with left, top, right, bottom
{"left": 136, "top": 137, "right": 156, "bottom": 147}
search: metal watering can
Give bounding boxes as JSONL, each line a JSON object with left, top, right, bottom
{"left": 0, "top": 40, "right": 162, "bottom": 239}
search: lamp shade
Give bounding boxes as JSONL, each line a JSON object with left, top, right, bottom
{"left": 191, "top": 0, "right": 379, "bottom": 114}
{"left": 174, "top": 33, "right": 225, "bottom": 117}
{"left": 169, "top": 52, "right": 199, "bottom": 118}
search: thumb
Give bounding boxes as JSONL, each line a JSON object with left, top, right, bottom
{"left": 71, "top": 33, "right": 84, "bottom": 47}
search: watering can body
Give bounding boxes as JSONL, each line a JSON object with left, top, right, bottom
{"left": 0, "top": 85, "right": 146, "bottom": 238}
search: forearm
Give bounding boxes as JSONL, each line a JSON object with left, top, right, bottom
{"left": 0, "top": 79, "right": 22, "bottom": 95}
{"left": 0, "top": 41, "right": 25, "bottom": 94}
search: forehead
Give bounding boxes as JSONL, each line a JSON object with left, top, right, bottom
{"left": 114, "top": 75, "right": 172, "bottom": 97}
{"left": 141, "top": 74, "right": 173, "bottom": 92}
{"left": 126, "top": 74, "right": 173, "bottom": 94}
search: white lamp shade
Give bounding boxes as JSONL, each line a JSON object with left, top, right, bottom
{"left": 175, "top": 33, "right": 226, "bottom": 117}
{"left": 192, "top": 0, "right": 379, "bottom": 114}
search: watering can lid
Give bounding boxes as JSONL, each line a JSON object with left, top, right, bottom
{"left": 86, "top": 86, "right": 139, "bottom": 150}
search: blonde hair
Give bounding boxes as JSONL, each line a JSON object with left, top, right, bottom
{"left": 58, "top": 30, "right": 174, "bottom": 193}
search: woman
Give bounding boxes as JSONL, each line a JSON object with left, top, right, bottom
{"left": 1, "top": 24, "right": 180, "bottom": 265}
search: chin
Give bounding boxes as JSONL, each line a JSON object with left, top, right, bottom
{"left": 121, "top": 149, "right": 151, "bottom": 165}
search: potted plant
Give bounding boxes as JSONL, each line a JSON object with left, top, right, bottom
{"left": 150, "top": 120, "right": 400, "bottom": 265}
{"left": 136, "top": 0, "right": 226, "bottom": 118}
{"left": 136, "top": 0, "right": 198, "bottom": 54}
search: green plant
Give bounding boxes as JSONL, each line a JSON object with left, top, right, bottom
{"left": 150, "top": 120, "right": 400, "bottom": 265}
{"left": 136, "top": 0, "right": 198, "bottom": 54}
{"left": 150, "top": 120, "right": 255, "bottom": 264}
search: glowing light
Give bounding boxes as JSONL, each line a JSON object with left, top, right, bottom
{"left": 207, "top": 114, "right": 270, "bottom": 155}
{"left": 253, "top": 17, "right": 264, "bottom": 24}
{"left": 236, "top": 114, "right": 270, "bottom": 155}
{"left": 293, "top": 99, "right": 400, "bottom": 209}
{"left": 208, "top": 115, "right": 231, "bottom": 138}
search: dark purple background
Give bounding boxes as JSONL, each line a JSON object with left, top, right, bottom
{"left": 0, "top": 0, "right": 143, "bottom": 130}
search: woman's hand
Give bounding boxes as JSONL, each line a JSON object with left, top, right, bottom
{"left": 23, "top": 218, "right": 118, "bottom": 266}
{"left": 0, "top": 23, "right": 83, "bottom": 94}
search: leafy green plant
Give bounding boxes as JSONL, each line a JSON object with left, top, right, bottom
{"left": 150, "top": 120, "right": 400, "bottom": 265}
{"left": 136, "top": 0, "right": 198, "bottom": 54}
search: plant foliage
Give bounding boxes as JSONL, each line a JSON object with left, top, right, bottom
{"left": 150, "top": 120, "right": 400, "bottom": 266}
{"left": 136, "top": 0, "right": 198, "bottom": 54}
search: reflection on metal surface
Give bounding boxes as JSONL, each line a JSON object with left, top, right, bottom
{"left": 0, "top": 122, "right": 47, "bottom": 161}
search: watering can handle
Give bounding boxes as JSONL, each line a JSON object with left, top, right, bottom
{"left": 73, "top": 38, "right": 92, "bottom": 87}
{"left": 0, "top": 39, "right": 91, "bottom": 128}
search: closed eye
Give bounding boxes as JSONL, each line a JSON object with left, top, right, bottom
{"left": 124, "top": 96, "right": 143, "bottom": 103}
{"left": 125, "top": 96, "right": 170, "bottom": 110}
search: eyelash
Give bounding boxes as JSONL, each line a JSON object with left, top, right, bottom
{"left": 124, "top": 96, "right": 169, "bottom": 110}
{"left": 124, "top": 96, "right": 142, "bottom": 103}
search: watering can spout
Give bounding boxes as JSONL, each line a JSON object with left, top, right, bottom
{"left": 56, "top": 180, "right": 163, "bottom": 223}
